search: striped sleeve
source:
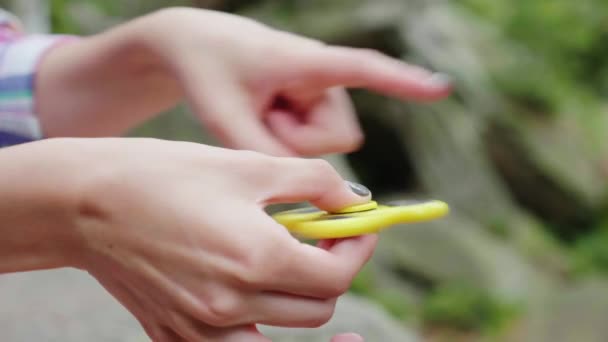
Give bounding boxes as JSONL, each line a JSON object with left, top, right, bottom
{"left": 0, "top": 9, "right": 72, "bottom": 147}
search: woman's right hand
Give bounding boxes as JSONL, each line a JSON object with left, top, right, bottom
{"left": 11, "top": 138, "right": 376, "bottom": 341}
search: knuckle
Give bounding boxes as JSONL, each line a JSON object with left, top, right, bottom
{"left": 234, "top": 259, "right": 267, "bottom": 287}
{"left": 202, "top": 293, "right": 244, "bottom": 327}
{"left": 234, "top": 151, "right": 278, "bottom": 187}
{"left": 307, "top": 159, "right": 336, "bottom": 177}
{"left": 232, "top": 235, "right": 295, "bottom": 291}
{"left": 266, "top": 156, "right": 288, "bottom": 175}
{"left": 229, "top": 238, "right": 279, "bottom": 287}
{"left": 236, "top": 236, "right": 288, "bottom": 286}
{"left": 303, "top": 158, "right": 343, "bottom": 190}
{"left": 240, "top": 150, "right": 276, "bottom": 172}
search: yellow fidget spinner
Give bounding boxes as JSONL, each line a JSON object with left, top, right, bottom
{"left": 272, "top": 199, "right": 449, "bottom": 239}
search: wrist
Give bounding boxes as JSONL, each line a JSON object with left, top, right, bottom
{"left": 126, "top": 7, "right": 226, "bottom": 72}
{"left": 35, "top": 18, "right": 178, "bottom": 137}
{"left": 0, "top": 139, "right": 86, "bottom": 273}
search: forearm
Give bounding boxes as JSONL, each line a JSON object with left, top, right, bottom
{"left": 0, "top": 140, "right": 82, "bottom": 273}
{"left": 35, "top": 17, "right": 181, "bottom": 137}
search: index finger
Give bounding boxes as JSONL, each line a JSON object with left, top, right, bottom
{"left": 265, "top": 228, "right": 378, "bottom": 298}
{"left": 292, "top": 46, "right": 452, "bottom": 101}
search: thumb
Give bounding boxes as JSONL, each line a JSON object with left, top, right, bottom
{"left": 265, "top": 157, "right": 371, "bottom": 212}
{"left": 179, "top": 59, "right": 294, "bottom": 156}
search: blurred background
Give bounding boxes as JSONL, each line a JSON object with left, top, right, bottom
{"left": 3, "top": 0, "right": 608, "bottom": 341}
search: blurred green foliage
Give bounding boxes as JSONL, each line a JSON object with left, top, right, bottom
{"left": 573, "top": 222, "right": 608, "bottom": 275}
{"left": 420, "top": 283, "right": 521, "bottom": 335}
{"left": 351, "top": 267, "right": 520, "bottom": 333}
{"left": 350, "top": 265, "right": 412, "bottom": 320}
{"left": 461, "top": 0, "right": 608, "bottom": 151}
{"left": 370, "top": 290, "right": 412, "bottom": 321}
{"left": 462, "top": 1, "right": 608, "bottom": 94}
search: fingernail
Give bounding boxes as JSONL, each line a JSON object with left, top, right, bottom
{"left": 425, "top": 72, "right": 451, "bottom": 88}
{"left": 346, "top": 181, "right": 370, "bottom": 197}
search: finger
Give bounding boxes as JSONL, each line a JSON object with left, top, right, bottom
{"left": 178, "top": 58, "right": 294, "bottom": 156}
{"left": 267, "top": 89, "right": 363, "bottom": 156}
{"left": 264, "top": 157, "right": 371, "bottom": 212}
{"left": 259, "top": 158, "right": 378, "bottom": 297}
{"left": 331, "top": 333, "right": 365, "bottom": 342}
{"left": 176, "top": 321, "right": 271, "bottom": 342}
{"left": 266, "top": 232, "right": 378, "bottom": 298}
{"left": 293, "top": 46, "right": 452, "bottom": 101}
{"left": 244, "top": 292, "right": 337, "bottom": 328}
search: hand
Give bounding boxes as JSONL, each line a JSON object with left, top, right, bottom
{"left": 36, "top": 7, "right": 451, "bottom": 156}
{"left": 30, "top": 138, "right": 376, "bottom": 341}
{"left": 153, "top": 8, "right": 452, "bottom": 156}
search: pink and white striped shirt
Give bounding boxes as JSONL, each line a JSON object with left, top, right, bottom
{"left": 0, "top": 9, "right": 68, "bottom": 147}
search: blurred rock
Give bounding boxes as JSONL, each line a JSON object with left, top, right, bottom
{"left": 522, "top": 278, "right": 608, "bottom": 342}
{"left": 0, "top": 268, "right": 143, "bottom": 342}
{"left": 485, "top": 116, "right": 604, "bottom": 240}
{"left": 259, "top": 294, "right": 420, "bottom": 342}
{"left": 374, "top": 212, "right": 553, "bottom": 303}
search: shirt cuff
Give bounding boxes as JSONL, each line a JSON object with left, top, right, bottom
{"left": 0, "top": 35, "right": 75, "bottom": 141}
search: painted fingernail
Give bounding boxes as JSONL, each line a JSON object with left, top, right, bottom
{"left": 425, "top": 72, "right": 451, "bottom": 88}
{"left": 346, "top": 181, "right": 371, "bottom": 197}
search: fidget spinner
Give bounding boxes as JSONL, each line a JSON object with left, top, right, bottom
{"left": 272, "top": 199, "right": 449, "bottom": 239}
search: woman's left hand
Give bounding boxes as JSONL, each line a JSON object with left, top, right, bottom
{"left": 36, "top": 7, "right": 451, "bottom": 157}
